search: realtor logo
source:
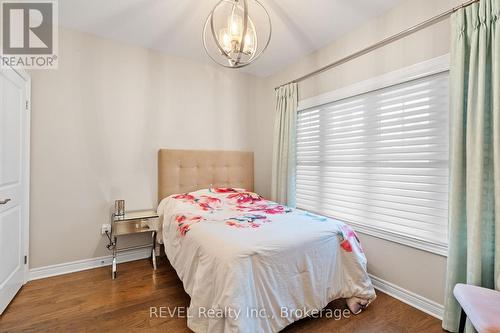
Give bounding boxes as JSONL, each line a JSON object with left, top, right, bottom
{"left": 1, "top": 0, "right": 58, "bottom": 69}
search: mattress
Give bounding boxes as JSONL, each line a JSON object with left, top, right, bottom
{"left": 157, "top": 188, "right": 376, "bottom": 333}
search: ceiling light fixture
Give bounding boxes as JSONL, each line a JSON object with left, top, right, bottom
{"left": 203, "top": 0, "right": 272, "bottom": 68}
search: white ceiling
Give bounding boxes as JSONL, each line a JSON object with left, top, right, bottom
{"left": 59, "top": 0, "right": 404, "bottom": 77}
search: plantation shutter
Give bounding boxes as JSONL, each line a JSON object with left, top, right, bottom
{"left": 295, "top": 72, "right": 449, "bottom": 249}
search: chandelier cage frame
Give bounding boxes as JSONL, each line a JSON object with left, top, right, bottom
{"left": 202, "top": 0, "right": 272, "bottom": 68}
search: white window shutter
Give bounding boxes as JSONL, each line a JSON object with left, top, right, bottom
{"left": 296, "top": 72, "right": 449, "bottom": 250}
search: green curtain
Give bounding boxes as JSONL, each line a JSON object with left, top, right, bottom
{"left": 271, "top": 83, "right": 298, "bottom": 206}
{"left": 443, "top": 0, "right": 500, "bottom": 331}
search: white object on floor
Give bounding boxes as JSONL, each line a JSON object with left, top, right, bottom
{"left": 346, "top": 297, "right": 371, "bottom": 315}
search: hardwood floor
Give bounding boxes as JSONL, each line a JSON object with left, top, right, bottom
{"left": 0, "top": 257, "right": 445, "bottom": 332}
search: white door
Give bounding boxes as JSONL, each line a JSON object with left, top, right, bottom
{"left": 0, "top": 67, "right": 30, "bottom": 315}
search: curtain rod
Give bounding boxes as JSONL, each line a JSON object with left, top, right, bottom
{"left": 274, "top": 0, "right": 480, "bottom": 90}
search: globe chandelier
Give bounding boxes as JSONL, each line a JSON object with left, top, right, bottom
{"left": 203, "top": 0, "right": 272, "bottom": 68}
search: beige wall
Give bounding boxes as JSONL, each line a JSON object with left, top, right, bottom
{"left": 251, "top": 0, "right": 461, "bottom": 305}
{"left": 29, "top": 28, "right": 256, "bottom": 268}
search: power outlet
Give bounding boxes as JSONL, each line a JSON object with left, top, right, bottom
{"left": 101, "top": 224, "right": 111, "bottom": 235}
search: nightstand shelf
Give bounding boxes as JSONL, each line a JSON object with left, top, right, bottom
{"left": 107, "top": 209, "right": 159, "bottom": 279}
{"left": 113, "top": 221, "right": 155, "bottom": 236}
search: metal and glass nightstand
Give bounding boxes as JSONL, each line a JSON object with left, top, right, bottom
{"left": 107, "top": 209, "right": 159, "bottom": 279}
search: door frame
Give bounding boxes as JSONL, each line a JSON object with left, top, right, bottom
{"left": 9, "top": 66, "right": 31, "bottom": 284}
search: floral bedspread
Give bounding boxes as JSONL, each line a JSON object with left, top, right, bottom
{"left": 157, "top": 188, "right": 375, "bottom": 333}
{"left": 171, "top": 188, "right": 292, "bottom": 235}
{"left": 168, "top": 188, "right": 361, "bottom": 255}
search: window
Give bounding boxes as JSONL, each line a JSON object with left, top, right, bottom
{"left": 295, "top": 59, "right": 449, "bottom": 255}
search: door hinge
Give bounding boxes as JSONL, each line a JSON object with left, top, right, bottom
{"left": 25, "top": 100, "right": 29, "bottom": 110}
{"left": 24, "top": 255, "right": 27, "bottom": 264}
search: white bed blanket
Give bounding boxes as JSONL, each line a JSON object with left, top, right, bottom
{"left": 158, "top": 188, "right": 376, "bottom": 333}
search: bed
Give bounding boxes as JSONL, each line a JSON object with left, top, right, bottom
{"left": 156, "top": 149, "right": 376, "bottom": 333}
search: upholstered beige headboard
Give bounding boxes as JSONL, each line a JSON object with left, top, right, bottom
{"left": 158, "top": 149, "right": 254, "bottom": 202}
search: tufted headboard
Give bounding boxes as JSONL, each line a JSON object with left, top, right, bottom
{"left": 158, "top": 149, "right": 254, "bottom": 202}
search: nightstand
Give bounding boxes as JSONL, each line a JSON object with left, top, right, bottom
{"left": 107, "top": 209, "right": 159, "bottom": 279}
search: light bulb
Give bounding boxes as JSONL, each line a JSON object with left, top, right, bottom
{"left": 228, "top": 13, "right": 243, "bottom": 40}
{"left": 243, "top": 19, "right": 256, "bottom": 55}
{"left": 218, "top": 28, "right": 232, "bottom": 53}
{"left": 243, "top": 34, "right": 254, "bottom": 54}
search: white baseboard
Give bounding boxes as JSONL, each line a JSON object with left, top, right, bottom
{"left": 28, "top": 248, "right": 151, "bottom": 281}
{"left": 369, "top": 274, "right": 444, "bottom": 320}
{"left": 28, "top": 252, "right": 443, "bottom": 320}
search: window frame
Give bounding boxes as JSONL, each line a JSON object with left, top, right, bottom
{"left": 296, "top": 55, "right": 450, "bottom": 256}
